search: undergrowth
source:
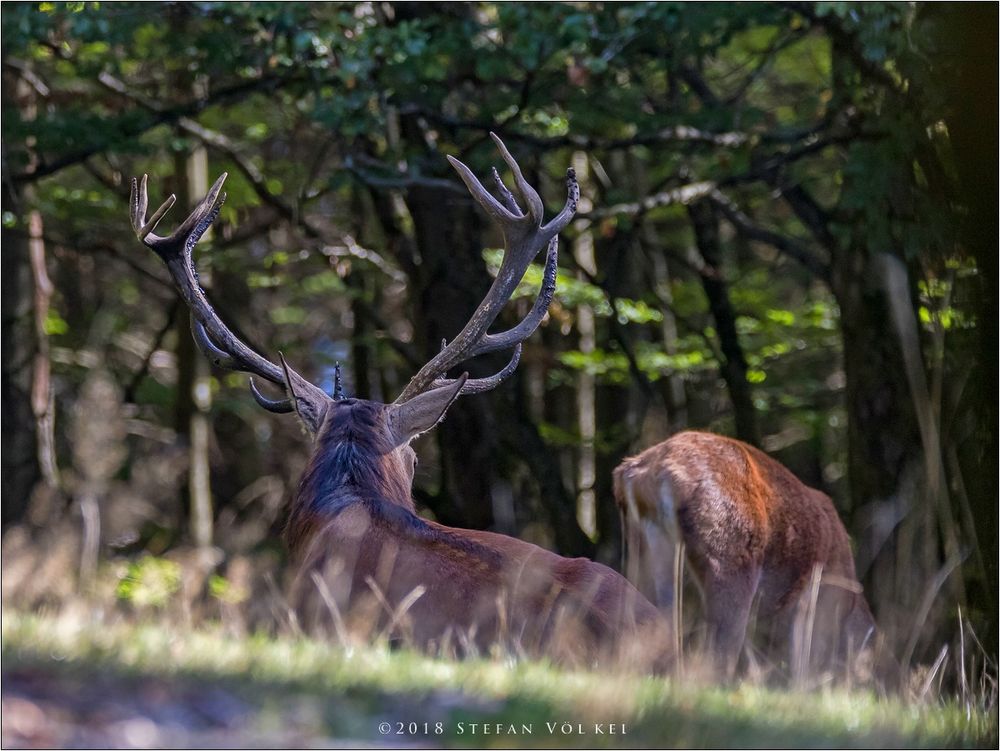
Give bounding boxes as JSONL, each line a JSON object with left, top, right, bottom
{"left": 3, "top": 607, "right": 996, "bottom": 749}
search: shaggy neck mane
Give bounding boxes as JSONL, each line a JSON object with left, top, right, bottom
{"left": 285, "top": 401, "right": 413, "bottom": 552}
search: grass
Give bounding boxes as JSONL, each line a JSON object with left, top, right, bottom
{"left": 2, "top": 608, "right": 996, "bottom": 748}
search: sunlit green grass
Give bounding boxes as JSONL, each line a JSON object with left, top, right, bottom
{"left": 2, "top": 609, "right": 995, "bottom": 748}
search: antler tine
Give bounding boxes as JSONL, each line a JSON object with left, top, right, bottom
{"left": 191, "top": 316, "right": 238, "bottom": 369}
{"left": 542, "top": 167, "right": 580, "bottom": 237}
{"left": 491, "top": 167, "right": 521, "bottom": 216}
{"left": 175, "top": 172, "right": 228, "bottom": 248}
{"left": 489, "top": 131, "right": 544, "bottom": 225}
{"left": 129, "top": 175, "right": 147, "bottom": 233}
{"left": 131, "top": 174, "right": 176, "bottom": 240}
{"left": 446, "top": 154, "right": 518, "bottom": 225}
{"left": 250, "top": 378, "right": 294, "bottom": 413}
{"left": 190, "top": 317, "right": 289, "bottom": 413}
{"left": 432, "top": 344, "right": 522, "bottom": 396}
{"left": 394, "top": 136, "right": 577, "bottom": 404}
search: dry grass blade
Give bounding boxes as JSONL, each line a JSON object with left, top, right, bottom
{"left": 901, "top": 551, "right": 966, "bottom": 672}
{"left": 361, "top": 576, "right": 426, "bottom": 646}
{"left": 309, "top": 570, "right": 348, "bottom": 647}
{"left": 792, "top": 564, "right": 823, "bottom": 687}
{"left": 917, "top": 644, "right": 950, "bottom": 703}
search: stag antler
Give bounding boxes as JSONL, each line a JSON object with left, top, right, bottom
{"left": 129, "top": 173, "right": 329, "bottom": 422}
{"left": 129, "top": 134, "right": 577, "bottom": 432}
{"left": 394, "top": 133, "right": 579, "bottom": 403}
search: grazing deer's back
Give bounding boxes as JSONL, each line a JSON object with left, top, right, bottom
{"left": 616, "top": 431, "right": 856, "bottom": 589}
{"left": 614, "top": 430, "right": 878, "bottom": 678}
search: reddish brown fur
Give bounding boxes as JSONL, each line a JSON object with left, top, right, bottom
{"left": 288, "top": 399, "right": 669, "bottom": 669}
{"left": 614, "top": 430, "right": 877, "bottom": 678}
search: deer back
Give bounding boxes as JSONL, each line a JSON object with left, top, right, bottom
{"left": 290, "top": 489, "right": 669, "bottom": 668}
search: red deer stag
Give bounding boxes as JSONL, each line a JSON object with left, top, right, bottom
{"left": 614, "top": 431, "right": 879, "bottom": 680}
{"left": 130, "top": 135, "right": 667, "bottom": 669}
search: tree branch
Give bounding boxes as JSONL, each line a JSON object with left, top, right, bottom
{"left": 96, "top": 71, "right": 327, "bottom": 240}
{"left": 582, "top": 181, "right": 718, "bottom": 221}
{"left": 785, "top": 2, "right": 906, "bottom": 95}
{"left": 708, "top": 189, "right": 831, "bottom": 282}
{"left": 344, "top": 154, "right": 470, "bottom": 195}
{"left": 12, "top": 72, "right": 291, "bottom": 184}
{"left": 398, "top": 103, "right": 830, "bottom": 151}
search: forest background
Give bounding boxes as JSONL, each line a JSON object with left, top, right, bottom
{"left": 2, "top": 0, "right": 996, "bottom": 703}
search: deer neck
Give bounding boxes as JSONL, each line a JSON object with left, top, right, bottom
{"left": 285, "top": 427, "right": 417, "bottom": 553}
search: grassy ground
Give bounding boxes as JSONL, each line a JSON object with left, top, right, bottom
{"left": 2, "top": 608, "right": 995, "bottom": 749}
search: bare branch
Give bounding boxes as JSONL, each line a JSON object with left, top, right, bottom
{"left": 708, "top": 189, "right": 831, "bottom": 282}
{"left": 399, "top": 104, "right": 827, "bottom": 150}
{"left": 15, "top": 72, "right": 291, "bottom": 184}
{"left": 584, "top": 181, "right": 718, "bottom": 221}
{"left": 99, "top": 71, "right": 325, "bottom": 240}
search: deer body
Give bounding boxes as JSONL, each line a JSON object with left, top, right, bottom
{"left": 130, "top": 135, "right": 667, "bottom": 670}
{"left": 287, "top": 399, "right": 665, "bottom": 665}
{"left": 614, "top": 430, "right": 876, "bottom": 677}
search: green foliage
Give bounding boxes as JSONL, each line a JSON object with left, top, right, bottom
{"left": 558, "top": 341, "right": 713, "bottom": 385}
{"left": 43, "top": 309, "right": 69, "bottom": 336}
{"left": 208, "top": 574, "right": 248, "bottom": 605}
{"left": 486, "top": 249, "right": 664, "bottom": 325}
{"left": 115, "top": 557, "right": 181, "bottom": 608}
{"left": 4, "top": 1, "right": 977, "bottom": 453}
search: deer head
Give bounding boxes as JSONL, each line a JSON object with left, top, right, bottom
{"left": 130, "top": 134, "right": 578, "bottom": 505}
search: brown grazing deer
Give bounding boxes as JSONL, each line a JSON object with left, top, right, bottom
{"left": 130, "top": 135, "right": 668, "bottom": 669}
{"left": 614, "top": 430, "right": 879, "bottom": 680}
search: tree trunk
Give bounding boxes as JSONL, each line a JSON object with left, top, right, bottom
{"left": 833, "top": 252, "right": 923, "bottom": 512}
{"left": 170, "top": 144, "right": 215, "bottom": 547}
{"left": 1, "top": 72, "right": 43, "bottom": 525}
{"left": 401, "top": 181, "right": 498, "bottom": 530}
{"left": 505, "top": 384, "right": 595, "bottom": 558}
{"left": 936, "top": 3, "right": 998, "bottom": 642}
{"left": 572, "top": 152, "right": 597, "bottom": 539}
{"left": 186, "top": 145, "right": 214, "bottom": 549}
{"left": 28, "top": 211, "right": 59, "bottom": 488}
{"left": 688, "top": 200, "right": 759, "bottom": 445}
{"left": 1, "top": 185, "right": 40, "bottom": 526}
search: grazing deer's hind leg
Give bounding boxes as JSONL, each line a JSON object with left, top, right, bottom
{"left": 619, "top": 475, "right": 681, "bottom": 610}
{"left": 702, "top": 563, "right": 760, "bottom": 679}
{"left": 639, "top": 518, "right": 679, "bottom": 610}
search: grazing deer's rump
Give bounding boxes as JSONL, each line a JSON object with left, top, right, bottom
{"left": 615, "top": 430, "right": 878, "bottom": 679}
{"left": 129, "top": 134, "right": 669, "bottom": 671}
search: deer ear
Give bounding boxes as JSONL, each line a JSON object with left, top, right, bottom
{"left": 388, "top": 374, "right": 467, "bottom": 447}
{"left": 279, "top": 353, "right": 331, "bottom": 435}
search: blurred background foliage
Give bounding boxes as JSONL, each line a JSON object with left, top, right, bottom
{"left": 2, "top": 1, "right": 995, "bottom": 683}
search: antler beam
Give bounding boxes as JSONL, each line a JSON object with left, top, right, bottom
{"left": 130, "top": 172, "right": 325, "bottom": 415}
